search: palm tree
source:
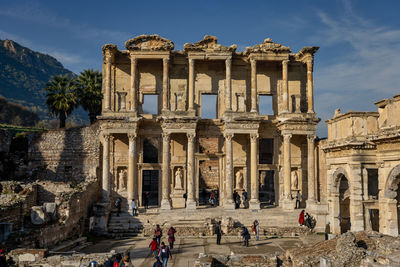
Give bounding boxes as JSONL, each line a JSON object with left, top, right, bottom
{"left": 76, "top": 69, "right": 102, "bottom": 124}
{"left": 43, "top": 75, "right": 78, "bottom": 128}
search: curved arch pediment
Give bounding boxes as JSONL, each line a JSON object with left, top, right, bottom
{"left": 384, "top": 164, "right": 400, "bottom": 198}
{"left": 244, "top": 38, "right": 291, "bottom": 54}
{"left": 331, "top": 167, "right": 349, "bottom": 193}
{"left": 125, "top": 34, "right": 174, "bottom": 51}
{"left": 184, "top": 35, "right": 237, "bottom": 53}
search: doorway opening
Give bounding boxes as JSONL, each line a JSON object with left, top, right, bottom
{"left": 198, "top": 159, "right": 220, "bottom": 206}
{"left": 339, "top": 175, "right": 350, "bottom": 233}
{"left": 259, "top": 170, "right": 275, "bottom": 205}
{"left": 142, "top": 170, "right": 159, "bottom": 206}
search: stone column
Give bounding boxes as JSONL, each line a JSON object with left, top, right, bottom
{"left": 306, "top": 58, "right": 314, "bottom": 113}
{"left": 130, "top": 55, "right": 137, "bottom": 112}
{"left": 349, "top": 164, "right": 364, "bottom": 232}
{"left": 225, "top": 57, "right": 232, "bottom": 111}
{"left": 188, "top": 58, "right": 195, "bottom": 111}
{"left": 186, "top": 133, "right": 196, "bottom": 209}
{"left": 250, "top": 59, "right": 257, "bottom": 112}
{"left": 282, "top": 60, "right": 289, "bottom": 113}
{"left": 102, "top": 133, "right": 110, "bottom": 202}
{"left": 161, "top": 132, "right": 171, "bottom": 210}
{"left": 127, "top": 133, "right": 137, "bottom": 202}
{"left": 224, "top": 133, "right": 235, "bottom": 209}
{"left": 162, "top": 58, "right": 169, "bottom": 111}
{"left": 283, "top": 133, "right": 292, "bottom": 199}
{"left": 307, "top": 134, "right": 316, "bottom": 205}
{"left": 105, "top": 56, "right": 112, "bottom": 110}
{"left": 249, "top": 133, "right": 260, "bottom": 209}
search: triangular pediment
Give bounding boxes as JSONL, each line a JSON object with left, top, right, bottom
{"left": 245, "top": 38, "right": 291, "bottom": 54}
{"left": 184, "top": 35, "right": 237, "bottom": 53}
{"left": 125, "top": 34, "right": 174, "bottom": 51}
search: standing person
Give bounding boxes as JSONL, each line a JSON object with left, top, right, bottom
{"left": 115, "top": 197, "right": 122, "bottom": 217}
{"left": 149, "top": 238, "right": 159, "bottom": 257}
{"left": 233, "top": 190, "right": 238, "bottom": 208}
{"left": 183, "top": 192, "right": 187, "bottom": 207}
{"left": 325, "top": 222, "right": 331, "bottom": 240}
{"left": 144, "top": 192, "right": 149, "bottom": 209}
{"left": 252, "top": 220, "right": 259, "bottom": 241}
{"left": 242, "top": 190, "right": 248, "bottom": 209}
{"left": 154, "top": 224, "right": 162, "bottom": 245}
{"left": 295, "top": 191, "right": 302, "bottom": 209}
{"left": 158, "top": 242, "right": 172, "bottom": 267}
{"left": 118, "top": 255, "right": 132, "bottom": 267}
{"left": 167, "top": 226, "right": 176, "bottom": 249}
{"left": 235, "top": 192, "right": 241, "bottom": 209}
{"left": 241, "top": 226, "right": 250, "bottom": 247}
{"left": 131, "top": 198, "right": 138, "bottom": 216}
{"left": 209, "top": 191, "right": 216, "bottom": 207}
{"left": 215, "top": 221, "right": 222, "bottom": 245}
{"left": 299, "top": 210, "right": 305, "bottom": 226}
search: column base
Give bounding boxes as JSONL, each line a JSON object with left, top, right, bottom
{"left": 249, "top": 199, "right": 260, "bottom": 210}
{"left": 223, "top": 201, "right": 235, "bottom": 210}
{"left": 306, "top": 199, "right": 318, "bottom": 211}
{"left": 160, "top": 199, "right": 171, "bottom": 210}
{"left": 281, "top": 198, "right": 296, "bottom": 210}
{"left": 186, "top": 199, "right": 197, "bottom": 210}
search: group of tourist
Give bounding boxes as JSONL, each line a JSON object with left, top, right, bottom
{"left": 298, "top": 210, "right": 316, "bottom": 230}
{"left": 106, "top": 252, "right": 133, "bottom": 267}
{"left": 233, "top": 190, "right": 248, "bottom": 209}
{"left": 149, "top": 225, "right": 176, "bottom": 267}
{"left": 214, "top": 219, "right": 260, "bottom": 247}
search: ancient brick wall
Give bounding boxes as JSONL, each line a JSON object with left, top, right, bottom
{"left": 28, "top": 124, "right": 100, "bottom": 184}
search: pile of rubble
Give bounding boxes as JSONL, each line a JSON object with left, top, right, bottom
{"left": 282, "top": 231, "right": 400, "bottom": 266}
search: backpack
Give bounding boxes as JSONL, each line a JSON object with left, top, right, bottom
{"left": 160, "top": 247, "right": 169, "bottom": 259}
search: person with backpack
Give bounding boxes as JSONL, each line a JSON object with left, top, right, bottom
{"left": 154, "top": 224, "right": 162, "bottom": 245}
{"left": 252, "top": 220, "right": 259, "bottom": 241}
{"left": 167, "top": 226, "right": 176, "bottom": 249}
{"left": 209, "top": 191, "right": 216, "bottom": 207}
{"left": 215, "top": 221, "right": 222, "bottom": 245}
{"left": 149, "top": 238, "right": 159, "bottom": 257}
{"left": 131, "top": 198, "right": 138, "bottom": 216}
{"left": 241, "top": 226, "right": 251, "bottom": 247}
{"left": 157, "top": 242, "right": 172, "bottom": 267}
{"left": 242, "top": 190, "right": 248, "bottom": 209}
{"left": 115, "top": 197, "right": 122, "bottom": 217}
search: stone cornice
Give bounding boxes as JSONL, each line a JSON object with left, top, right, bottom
{"left": 295, "top": 47, "right": 319, "bottom": 61}
{"left": 102, "top": 44, "right": 118, "bottom": 56}
{"left": 325, "top": 111, "right": 379, "bottom": 124}
{"left": 184, "top": 35, "right": 237, "bottom": 53}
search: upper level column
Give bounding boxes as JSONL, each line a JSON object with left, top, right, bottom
{"left": 282, "top": 60, "right": 289, "bottom": 113}
{"left": 306, "top": 58, "right": 314, "bottom": 113}
{"left": 130, "top": 54, "right": 137, "bottom": 112}
{"left": 225, "top": 57, "right": 232, "bottom": 111}
{"left": 104, "top": 56, "right": 112, "bottom": 111}
{"left": 188, "top": 58, "right": 195, "bottom": 111}
{"left": 250, "top": 59, "right": 257, "bottom": 112}
{"left": 162, "top": 58, "right": 170, "bottom": 111}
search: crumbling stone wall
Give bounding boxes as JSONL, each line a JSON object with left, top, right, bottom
{"left": 29, "top": 124, "right": 100, "bottom": 184}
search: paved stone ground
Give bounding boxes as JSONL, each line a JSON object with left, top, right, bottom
{"left": 80, "top": 234, "right": 324, "bottom": 266}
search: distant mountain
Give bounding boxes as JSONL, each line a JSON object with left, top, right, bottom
{"left": 0, "top": 38, "right": 86, "bottom": 124}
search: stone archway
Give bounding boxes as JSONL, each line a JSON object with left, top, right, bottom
{"left": 338, "top": 174, "right": 350, "bottom": 233}
{"left": 330, "top": 167, "right": 351, "bottom": 234}
{"left": 383, "top": 164, "right": 400, "bottom": 235}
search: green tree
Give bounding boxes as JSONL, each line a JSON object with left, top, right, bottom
{"left": 76, "top": 69, "right": 102, "bottom": 124}
{"left": 43, "top": 75, "right": 78, "bottom": 128}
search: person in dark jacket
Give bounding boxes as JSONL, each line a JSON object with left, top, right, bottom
{"left": 167, "top": 227, "right": 176, "bottom": 249}
{"left": 154, "top": 224, "right": 162, "bottom": 245}
{"left": 215, "top": 221, "right": 222, "bottom": 245}
{"left": 241, "top": 226, "right": 250, "bottom": 247}
{"left": 325, "top": 222, "right": 331, "bottom": 240}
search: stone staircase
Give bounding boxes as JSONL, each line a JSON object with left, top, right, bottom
{"left": 107, "top": 211, "right": 144, "bottom": 239}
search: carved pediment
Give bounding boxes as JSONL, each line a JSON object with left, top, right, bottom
{"left": 295, "top": 47, "right": 319, "bottom": 61}
{"left": 245, "top": 38, "right": 291, "bottom": 54}
{"left": 125, "top": 34, "right": 174, "bottom": 51}
{"left": 184, "top": 35, "right": 237, "bottom": 53}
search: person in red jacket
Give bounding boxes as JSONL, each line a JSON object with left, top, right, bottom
{"left": 149, "top": 238, "right": 158, "bottom": 257}
{"left": 299, "top": 210, "right": 305, "bottom": 225}
{"left": 167, "top": 227, "right": 176, "bottom": 249}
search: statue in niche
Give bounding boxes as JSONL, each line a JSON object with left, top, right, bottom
{"left": 291, "top": 170, "right": 298, "bottom": 190}
{"left": 119, "top": 169, "right": 127, "bottom": 191}
{"left": 175, "top": 168, "right": 183, "bottom": 190}
{"left": 260, "top": 171, "right": 266, "bottom": 190}
{"left": 235, "top": 170, "right": 243, "bottom": 190}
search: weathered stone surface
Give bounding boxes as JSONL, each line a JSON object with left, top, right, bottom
{"left": 31, "top": 206, "right": 49, "bottom": 225}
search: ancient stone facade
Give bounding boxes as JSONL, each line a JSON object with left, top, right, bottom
{"left": 99, "top": 34, "right": 319, "bottom": 211}
{"left": 321, "top": 95, "right": 400, "bottom": 236}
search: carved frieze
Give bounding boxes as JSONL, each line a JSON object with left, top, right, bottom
{"left": 184, "top": 35, "right": 237, "bottom": 53}
{"left": 125, "top": 34, "right": 174, "bottom": 51}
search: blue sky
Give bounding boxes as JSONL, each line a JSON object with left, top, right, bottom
{"left": 1, "top": 0, "right": 400, "bottom": 137}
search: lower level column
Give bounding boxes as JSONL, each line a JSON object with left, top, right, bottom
{"left": 102, "top": 133, "right": 110, "bottom": 202}
{"left": 306, "top": 134, "right": 317, "bottom": 208}
{"left": 249, "top": 133, "right": 260, "bottom": 209}
{"left": 224, "top": 133, "right": 235, "bottom": 209}
{"left": 161, "top": 132, "right": 171, "bottom": 210}
{"left": 127, "top": 133, "right": 137, "bottom": 203}
{"left": 282, "top": 133, "right": 295, "bottom": 210}
{"left": 186, "top": 133, "right": 197, "bottom": 209}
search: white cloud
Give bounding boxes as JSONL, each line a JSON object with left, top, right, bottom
{"left": 311, "top": 2, "right": 400, "bottom": 137}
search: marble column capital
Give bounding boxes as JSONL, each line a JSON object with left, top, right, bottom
{"left": 283, "top": 133, "right": 292, "bottom": 141}
{"left": 282, "top": 59, "right": 289, "bottom": 66}
{"left": 224, "top": 132, "right": 234, "bottom": 141}
{"left": 162, "top": 132, "right": 170, "bottom": 142}
{"left": 250, "top": 133, "right": 259, "bottom": 142}
{"left": 128, "top": 133, "right": 137, "bottom": 141}
{"left": 103, "top": 133, "right": 111, "bottom": 142}
{"left": 187, "top": 132, "right": 196, "bottom": 142}
{"left": 250, "top": 58, "right": 257, "bottom": 66}
{"left": 307, "top": 134, "right": 316, "bottom": 141}
{"left": 189, "top": 58, "right": 195, "bottom": 66}
{"left": 225, "top": 56, "right": 232, "bottom": 67}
